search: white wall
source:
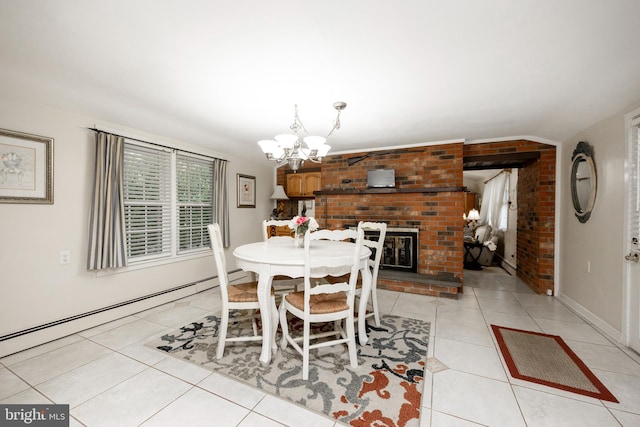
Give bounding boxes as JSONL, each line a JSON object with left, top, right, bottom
{"left": 558, "top": 102, "right": 639, "bottom": 339}
{"left": 0, "top": 95, "right": 274, "bottom": 356}
{"left": 462, "top": 176, "right": 482, "bottom": 195}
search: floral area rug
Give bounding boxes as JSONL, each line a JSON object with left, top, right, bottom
{"left": 145, "top": 314, "right": 430, "bottom": 426}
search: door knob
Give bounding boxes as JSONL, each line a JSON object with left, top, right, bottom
{"left": 625, "top": 252, "right": 640, "bottom": 262}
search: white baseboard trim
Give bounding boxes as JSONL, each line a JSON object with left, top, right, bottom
{"left": 0, "top": 270, "right": 248, "bottom": 358}
{"left": 497, "top": 257, "right": 517, "bottom": 275}
{"left": 556, "top": 292, "right": 623, "bottom": 344}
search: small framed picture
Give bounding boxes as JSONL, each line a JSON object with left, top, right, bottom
{"left": 237, "top": 173, "right": 256, "bottom": 208}
{"left": 0, "top": 128, "right": 54, "bottom": 204}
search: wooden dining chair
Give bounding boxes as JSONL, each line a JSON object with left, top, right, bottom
{"left": 356, "top": 221, "right": 387, "bottom": 327}
{"left": 279, "top": 227, "right": 364, "bottom": 380}
{"left": 207, "top": 223, "right": 278, "bottom": 359}
{"left": 262, "top": 219, "right": 293, "bottom": 240}
{"left": 262, "top": 219, "right": 302, "bottom": 294}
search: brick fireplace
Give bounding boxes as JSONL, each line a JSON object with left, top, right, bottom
{"left": 276, "top": 143, "right": 466, "bottom": 297}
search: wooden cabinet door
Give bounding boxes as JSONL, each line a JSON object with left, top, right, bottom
{"left": 286, "top": 174, "right": 304, "bottom": 197}
{"left": 303, "top": 172, "right": 321, "bottom": 196}
{"left": 464, "top": 192, "right": 476, "bottom": 214}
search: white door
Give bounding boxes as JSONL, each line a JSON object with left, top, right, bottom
{"left": 625, "top": 111, "right": 640, "bottom": 352}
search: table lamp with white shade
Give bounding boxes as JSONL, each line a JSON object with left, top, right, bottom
{"left": 270, "top": 185, "right": 289, "bottom": 218}
{"left": 463, "top": 208, "right": 480, "bottom": 239}
{"left": 465, "top": 208, "right": 480, "bottom": 227}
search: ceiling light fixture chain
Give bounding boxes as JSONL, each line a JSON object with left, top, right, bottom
{"left": 289, "top": 104, "right": 307, "bottom": 134}
{"left": 258, "top": 101, "right": 347, "bottom": 172}
{"left": 326, "top": 101, "right": 346, "bottom": 138}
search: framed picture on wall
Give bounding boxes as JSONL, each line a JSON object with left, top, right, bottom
{"left": 0, "top": 128, "right": 54, "bottom": 204}
{"left": 237, "top": 173, "right": 256, "bottom": 208}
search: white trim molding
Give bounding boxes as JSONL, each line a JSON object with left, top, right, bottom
{"left": 556, "top": 292, "right": 623, "bottom": 344}
{"left": 0, "top": 270, "right": 248, "bottom": 358}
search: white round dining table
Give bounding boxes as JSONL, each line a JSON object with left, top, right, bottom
{"left": 233, "top": 236, "right": 372, "bottom": 365}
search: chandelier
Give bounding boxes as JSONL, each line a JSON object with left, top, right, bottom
{"left": 258, "top": 101, "right": 347, "bottom": 172}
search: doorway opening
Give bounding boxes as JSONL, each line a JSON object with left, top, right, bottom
{"left": 463, "top": 143, "right": 556, "bottom": 295}
{"left": 463, "top": 168, "right": 518, "bottom": 274}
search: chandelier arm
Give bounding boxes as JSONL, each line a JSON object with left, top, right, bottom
{"left": 273, "top": 148, "right": 291, "bottom": 164}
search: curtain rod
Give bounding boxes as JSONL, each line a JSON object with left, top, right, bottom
{"left": 87, "top": 127, "right": 225, "bottom": 161}
{"left": 484, "top": 168, "right": 511, "bottom": 184}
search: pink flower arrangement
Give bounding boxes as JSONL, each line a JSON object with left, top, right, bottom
{"left": 288, "top": 216, "right": 319, "bottom": 236}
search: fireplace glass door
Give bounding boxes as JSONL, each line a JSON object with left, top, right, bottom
{"left": 363, "top": 229, "right": 418, "bottom": 273}
{"left": 383, "top": 235, "right": 414, "bottom": 271}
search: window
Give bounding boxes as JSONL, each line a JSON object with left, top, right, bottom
{"left": 176, "top": 153, "right": 213, "bottom": 253}
{"left": 122, "top": 142, "right": 213, "bottom": 264}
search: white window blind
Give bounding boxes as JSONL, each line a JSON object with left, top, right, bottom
{"left": 176, "top": 154, "right": 213, "bottom": 253}
{"left": 123, "top": 143, "right": 172, "bottom": 262}
{"left": 122, "top": 141, "right": 215, "bottom": 265}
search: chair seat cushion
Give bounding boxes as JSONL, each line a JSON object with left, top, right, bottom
{"left": 227, "top": 282, "right": 273, "bottom": 302}
{"left": 285, "top": 291, "right": 348, "bottom": 314}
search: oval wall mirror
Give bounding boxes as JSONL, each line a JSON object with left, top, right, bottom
{"left": 570, "top": 141, "right": 597, "bottom": 223}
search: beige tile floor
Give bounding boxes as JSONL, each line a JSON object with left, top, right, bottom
{"left": 2, "top": 267, "right": 640, "bottom": 426}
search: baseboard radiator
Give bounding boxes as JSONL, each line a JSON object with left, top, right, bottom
{"left": 0, "top": 269, "right": 248, "bottom": 358}
{"left": 495, "top": 254, "right": 516, "bottom": 275}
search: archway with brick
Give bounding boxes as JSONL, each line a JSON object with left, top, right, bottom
{"left": 463, "top": 140, "right": 556, "bottom": 294}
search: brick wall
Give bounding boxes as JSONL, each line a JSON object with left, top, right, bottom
{"left": 321, "top": 145, "right": 461, "bottom": 189}
{"left": 518, "top": 162, "right": 540, "bottom": 288}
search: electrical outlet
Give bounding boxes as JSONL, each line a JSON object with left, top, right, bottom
{"left": 60, "top": 250, "right": 71, "bottom": 265}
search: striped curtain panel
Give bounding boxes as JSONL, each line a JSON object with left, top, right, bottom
{"left": 212, "top": 158, "right": 230, "bottom": 247}
{"left": 87, "top": 132, "right": 127, "bottom": 269}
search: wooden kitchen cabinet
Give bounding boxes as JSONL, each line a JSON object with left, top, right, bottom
{"left": 303, "top": 172, "right": 321, "bottom": 196}
{"left": 286, "top": 171, "right": 321, "bottom": 197}
{"left": 286, "top": 174, "right": 304, "bottom": 196}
